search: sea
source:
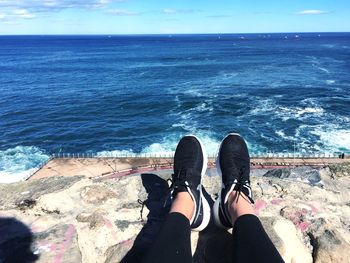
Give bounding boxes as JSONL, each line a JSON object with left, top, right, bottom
{"left": 0, "top": 33, "right": 350, "bottom": 182}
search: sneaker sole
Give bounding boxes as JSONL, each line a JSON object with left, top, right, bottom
{"left": 192, "top": 187, "right": 211, "bottom": 231}
{"left": 213, "top": 133, "right": 242, "bottom": 229}
{"left": 185, "top": 135, "right": 211, "bottom": 232}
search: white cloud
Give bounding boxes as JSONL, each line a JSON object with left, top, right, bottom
{"left": 0, "top": 0, "right": 125, "bottom": 11}
{"left": 206, "top": 14, "right": 232, "bottom": 18}
{"left": 163, "top": 9, "right": 176, "bottom": 14}
{"left": 162, "top": 8, "right": 200, "bottom": 14}
{"left": 107, "top": 9, "right": 139, "bottom": 16}
{"left": 297, "top": 10, "right": 328, "bottom": 15}
{"left": 0, "top": 0, "right": 127, "bottom": 22}
{"left": 13, "top": 9, "right": 36, "bottom": 19}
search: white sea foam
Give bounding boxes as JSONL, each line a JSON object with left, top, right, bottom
{"left": 326, "top": 80, "right": 336, "bottom": 85}
{"left": 138, "top": 134, "right": 264, "bottom": 158}
{"left": 311, "top": 128, "right": 350, "bottom": 152}
{"left": 249, "top": 98, "right": 277, "bottom": 115}
{"left": 300, "top": 98, "right": 319, "bottom": 106}
{"left": 193, "top": 102, "right": 214, "bottom": 113}
{"left": 296, "top": 107, "right": 324, "bottom": 116}
{"left": 96, "top": 149, "right": 135, "bottom": 157}
{"left": 97, "top": 133, "right": 221, "bottom": 157}
{"left": 275, "top": 130, "right": 295, "bottom": 141}
{"left": 321, "top": 44, "right": 336, "bottom": 49}
{"left": 278, "top": 106, "right": 324, "bottom": 120}
{"left": 183, "top": 89, "right": 203, "bottom": 97}
{"left": 172, "top": 123, "right": 187, "bottom": 128}
{"left": 0, "top": 146, "right": 50, "bottom": 184}
{"left": 317, "top": 67, "right": 330, "bottom": 73}
{"left": 219, "top": 71, "right": 238, "bottom": 80}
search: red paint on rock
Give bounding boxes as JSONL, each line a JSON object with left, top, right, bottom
{"left": 104, "top": 218, "right": 118, "bottom": 240}
{"left": 52, "top": 224, "right": 76, "bottom": 263}
{"left": 309, "top": 204, "right": 318, "bottom": 214}
{"left": 271, "top": 199, "right": 283, "bottom": 205}
{"left": 298, "top": 222, "right": 310, "bottom": 232}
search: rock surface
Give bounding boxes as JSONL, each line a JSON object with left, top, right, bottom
{"left": 1, "top": 164, "right": 350, "bottom": 263}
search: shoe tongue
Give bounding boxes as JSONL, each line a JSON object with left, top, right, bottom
{"left": 171, "top": 168, "right": 193, "bottom": 195}
{"left": 174, "top": 167, "right": 194, "bottom": 174}
{"left": 223, "top": 165, "right": 249, "bottom": 180}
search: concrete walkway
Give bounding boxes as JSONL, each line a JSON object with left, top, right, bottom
{"left": 29, "top": 157, "right": 349, "bottom": 180}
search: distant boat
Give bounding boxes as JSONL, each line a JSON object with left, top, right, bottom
{"left": 295, "top": 35, "right": 299, "bottom": 38}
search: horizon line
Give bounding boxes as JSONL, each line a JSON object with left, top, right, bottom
{"left": 1, "top": 31, "right": 350, "bottom": 36}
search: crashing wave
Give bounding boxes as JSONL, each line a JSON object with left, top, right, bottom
{"left": 0, "top": 146, "right": 50, "bottom": 183}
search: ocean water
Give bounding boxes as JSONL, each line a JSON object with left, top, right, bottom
{"left": 1, "top": 33, "right": 350, "bottom": 182}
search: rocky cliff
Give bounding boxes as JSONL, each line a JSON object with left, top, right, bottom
{"left": 1, "top": 164, "right": 350, "bottom": 263}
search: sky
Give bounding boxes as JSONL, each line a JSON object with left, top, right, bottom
{"left": 0, "top": 0, "right": 349, "bottom": 34}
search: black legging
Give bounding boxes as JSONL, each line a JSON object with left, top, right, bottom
{"left": 144, "top": 212, "right": 284, "bottom": 263}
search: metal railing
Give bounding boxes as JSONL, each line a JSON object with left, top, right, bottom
{"left": 22, "top": 156, "right": 55, "bottom": 181}
{"left": 50, "top": 152, "right": 344, "bottom": 159}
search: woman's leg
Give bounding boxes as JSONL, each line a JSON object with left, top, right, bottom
{"left": 228, "top": 191, "right": 284, "bottom": 263}
{"left": 144, "top": 136, "right": 211, "bottom": 263}
{"left": 213, "top": 133, "right": 284, "bottom": 263}
{"left": 143, "top": 193, "right": 194, "bottom": 263}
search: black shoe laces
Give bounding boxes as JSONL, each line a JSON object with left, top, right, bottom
{"left": 226, "top": 166, "right": 253, "bottom": 204}
{"left": 138, "top": 199, "right": 146, "bottom": 222}
{"left": 161, "top": 169, "right": 191, "bottom": 208}
{"left": 169, "top": 169, "right": 190, "bottom": 191}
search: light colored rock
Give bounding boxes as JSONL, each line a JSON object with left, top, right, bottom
{"left": 0, "top": 164, "right": 350, "bottom": 262}
{"left": 312, "top": 229, "right": 350, "bottom": 263}
{"left": 80, "top": 185, "right": 117, "bottom": 204}
{"left": 273, "top": 219, "right": 313, "bottom": 263}
{"left": 34, "top": 223, "right": 82, "bottom": 263}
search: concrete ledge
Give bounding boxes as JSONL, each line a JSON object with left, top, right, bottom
{"left": 29, "top": 157, "right": 349, "bottom": 180}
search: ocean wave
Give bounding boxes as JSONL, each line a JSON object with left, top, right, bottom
{"left": 316, "top": 66, "right": 330, "bottom": 73}
{"left": 97, "top": 133, "right": 221, "bottom": 157}
{"left": 194, "top": 102, "right": 214, "bottom": 113}
{"left": 275, "top": 130, "right": 295, "bottom": 141}
{"left": 277, "top": 106, "right": 325, "bottom": 121}
{"left": 248, "top": 98, "right": 277, "bottom": 115}
{"left": 248, "top": 98, "right": 325, "bottom": 121}
{"left": 183, "top": 88, "right": 203, "bottom": 97}
{"left": 296, "top": 107, "right": 324, "bottom": 116}
{"left": 142, "top": 133, "right": 221, "bottom": 157}
{"left": 0, "top": 146, "right": 50, "bottom": 183}
{"left": 326, "top": 80, "right": 336, "bottom": 85}
{"left": 3, "top": 128, "right": 349, "bottom": 185}
{"left": 320, "top": 44, "right": 336, "bottom": 49}
{"left": 294, "top": 124, "right": 350, "bottom": 153}
{"left": 310, "top": 128, "right": 350, "bottom": 153}
{"left": 97, "top": 133, "right": 273, "bottom": 158}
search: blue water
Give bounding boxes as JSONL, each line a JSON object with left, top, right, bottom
{"left": 1, "top": 33, "right": 350, "bottom": 180}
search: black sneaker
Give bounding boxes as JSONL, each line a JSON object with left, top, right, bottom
{"left": 169, "top": 135, "right": 211, "bottom": 231}
{"left": 213, "top": 133, "right": 254, "bottom": 229}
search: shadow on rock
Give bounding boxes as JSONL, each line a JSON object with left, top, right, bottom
{"left": 193, "top": 187, "right": 233, "bottom": 263}
{"left": 121, "top": 173, "right": 170, "bottom": 263}
{"left": 0, "top": 217, "right": 38, "bottom": 263}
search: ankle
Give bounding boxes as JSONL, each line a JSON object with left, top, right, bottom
{"left": 170, "top": 192, "right": 195, "bottom": 221}
{"left": 227, "top": 191, "right": 255, "bottom": 224}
